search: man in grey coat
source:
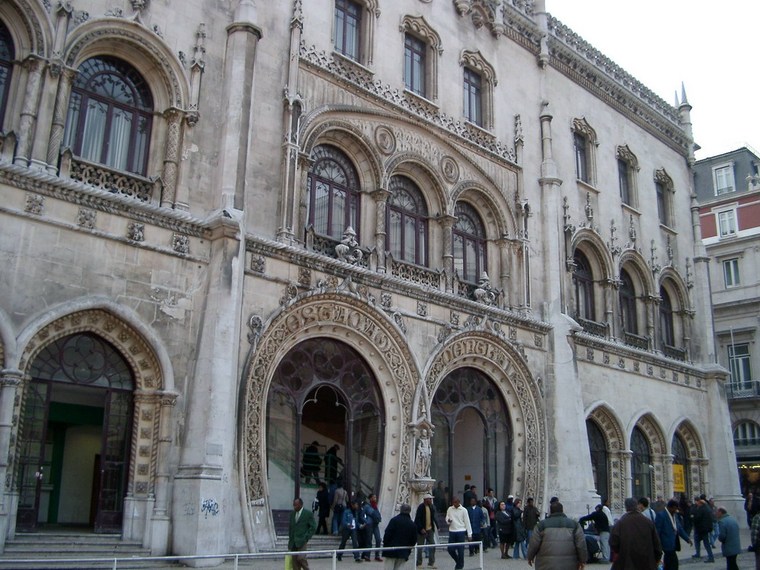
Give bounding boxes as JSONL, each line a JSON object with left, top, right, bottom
{"left": 527, "top": 501, "right": 587, "bottom": 569}
{"left": 717, "top": 507, "right": 741, "bottom": 570}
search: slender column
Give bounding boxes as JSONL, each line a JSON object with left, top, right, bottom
{"left": 620, "top": 450, "right": 633, "bottom": 499}
{"left": 661, "top": 454, "right": 674, "bottom": 500}
{"left": 0, "top": 370, "right": 22, "bottom": 502}
{"left": 45, "top": 68, "right": 75, "bottom": 173}
{"left": 645, "top": 295, "right": 657, "bottom": 350}
{"left": 14, "top": 57, "right": 45, "bottom": 167}
{"left": 160, "top": 109, "right": 184, "bottom": 208}
{"left": 372, "top": 188, "right": 390, "bottom": 273}
{"left": 496, "top": 237, "right": 512, "bottom": 306}
{"left": 438, "top": 215, "right": 456, "bottom": 292}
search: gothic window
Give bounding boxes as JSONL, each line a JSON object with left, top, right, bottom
{"left": 463, "top": 67, "right": 482, "bottom": 126}
{"left": 460, "top": 50, "right": 496, "bottom": 130}
{"left": 400, "top": 16, "right": 441, "bottom": 101}
{"left": 335, "top": 0, "right": 362, "bottom": 61}
{"left": 659, "top": 286, "right": 675, "bottom": 348}
{"left": 620, "top": 269, "right": 638, "bottom": 335}
{"left": 671, "top": 433, "right": 690, "bottom": 498}
{"left": 655, "top": 169, "right": 674, "bottom": 228}
{"left": 616, "top": 145, "right": 639, "bottom": 207}
{"left": 631, "top": 426, "right": 652, "bottom": 499}
{"left": 306, "top": 145, "right": 361, "bottom": 240}
{"left": 62, "top": 56, "right": 153, "bottom": 176}
{"left": 587, "top": 419, "right": 609, "bottom": 503}
{"left": 572, "top": 118, "right": 598, "bottom": 186}
{"left": 573, "top": 250, "right": 595, "bottom": 322}
{"left": 386, "top": 175, "right": 428, "bottom": 266}
{"left": 404, "top": 34, "right": 426, "bottom": 97}
{"left": 453, "top": 202, "right": 487, "bottom": 283}
{"left": 0, "top": 20, "right": 13, "bottom": 129}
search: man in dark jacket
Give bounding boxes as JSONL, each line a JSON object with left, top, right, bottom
{"left": 527, "top": 501, "right": 587, "bottom": 570}
{"left": 610, "top": 497, "right": 663, "bottom": 570}
{"left": 288, "top": 497, "right": 318, "bottom": 570}
{"left": 579, "top": 503, "right": 611, "bottom": 562}
{"left": 414, "top": 493, "right": 438, "bottom": 568}
{"left": 655, "top": 499, "right": 692, "bottom": 570}
{"left": 382, "top": 504, "right": 418, "bottom": 570}
{"left": 692, "top": 494, "right": 715, "bottom": 562}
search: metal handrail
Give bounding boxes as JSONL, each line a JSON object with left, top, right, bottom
{"left": 0, "top": 541, "right": 486, "bottom": 569}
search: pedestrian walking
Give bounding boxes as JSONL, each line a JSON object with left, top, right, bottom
{"left": 526, "top": 501, "right": 587, "bottom": 570}
{"left": 288, "top": 497, "right": 317, "bottom": 570}
{"left": 382, "top": 504, "right": 418, "bottom": 570}
{"left": 444, "top": 497, "right": 472, "bottom": 570}
{"left": 717, "top": 507, "right": 741, "bottom": 570}
{"left": 414, "top": 493, "right": 438, "bottom": 568}
{"left": 655, "top": 499, "right": 691, "bottom": 570}
{"left": 610, "top": 497, "right": 663, "bottom": 570}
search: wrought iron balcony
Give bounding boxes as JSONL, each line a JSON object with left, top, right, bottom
{"left": 62, "top": 153, "right": 160, "bottom": 203}
{"left": 727, "top": 381, "right": 760, "bottom": 400}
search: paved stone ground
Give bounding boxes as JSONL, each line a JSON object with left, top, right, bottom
{"left": 167, "top": 526, "right": 758, "bottom": 569}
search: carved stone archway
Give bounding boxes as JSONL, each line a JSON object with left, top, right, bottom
{"left": 422, "top": 330, "right": 545, "bottom": 505}
{"left": 633, "top": 414, "right": 667, "bottom": 500}
{"left": 240, "top": 291, "right": 419, "bottom": 541}
{"left": 587, "top": 405, "right": 626, "bottom": 512}
{"left": 674, "top": 419, "right": 706, "bottom": 498}
{"left": 16, "top": 309, "right": 168, "bottom": 506}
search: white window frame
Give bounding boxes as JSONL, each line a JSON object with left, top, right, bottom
{"left": 734, "top": 422, "right": 760, "bottom": 447}
{"left": 729, "top": 343, "right": 752, "bottom": 386}
{"left": 713, "top": 163, "right": 736, "bottom": 196}
{"left": 722, "top": 258, "right": 740, "bottom": 287}
{"left": 717, "top": 208, "right": 738, "bottom": 238}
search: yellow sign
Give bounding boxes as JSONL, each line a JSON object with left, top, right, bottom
{"left": 673, "top": 464, "right": 685, "bottom": 493}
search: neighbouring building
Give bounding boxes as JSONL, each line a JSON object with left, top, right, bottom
{"left": 695, "top": 146, "right": 760, "bottom": 496}
{"left": 0, "top": 0, "right": 741, "bottom": 559}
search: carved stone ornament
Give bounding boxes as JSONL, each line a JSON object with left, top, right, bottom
{"left": 25, "top": 194, "right": 44, "bottom": 215}
{"left": 375, "top": 126, "right": 396, "bottom": 155}
{"left": 77, "top": 208, "right": 96, "bottom": 229}
{"left": 172, "top": 233, "right": 190, "bottom": 254}
{"left": 127, "top": 222, "right": 145, "bottom": 242}
{"left": 440, "top": 156, "right": 459, "bottom": 183}
{"left": 335, "top": 226, "right": 363, "bottom": 264}
{"left": 250, "top": 254, "right": 265, "bottom": 273}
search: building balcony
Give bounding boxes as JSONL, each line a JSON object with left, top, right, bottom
{"left": 727, "top": 381, "right": 760, "bottom": 400}
{"left": 623, "top": 331, "right": 650, "bottom": 351}
{"left": 576, "top": 316, "right": 607, "bottom": 338}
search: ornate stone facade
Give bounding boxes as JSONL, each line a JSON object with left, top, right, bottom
{"left": 0, "top": 0, "right": 740, "bottom": 562}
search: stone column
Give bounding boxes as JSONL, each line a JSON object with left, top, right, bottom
{"left": 645, "top": 295, "right": 656, "bottom": 351}
{"left": 620, "top": 450, "right": 633, "bottom": 500}
{"left": 438, "top": 215, "right": 456, "bottom": 292}
{"left": 160, "top": 109, "right": 184, "bottom": 208}
{"left": 661, "top": 454, "right": 674, "bottom": 500}
{"left": 372, "top": 188, "right": 390, "bottom": 273}
{"left": 15, "top": 57, "right": 45, "bottom": 167}
{"left": 150, "top": 391, "right": 178, "bottom": 554}
{"left": 45, "top": 67, "right": 75, "bottom": 173}
{"left": 0, "top": 370, "right": 22, "bottom": 548}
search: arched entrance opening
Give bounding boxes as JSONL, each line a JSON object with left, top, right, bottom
{"left": 266, "top": 338, "right": 384, "bottom": 531}
{"left": 672, "top": 433, "right": 690, "bottom": 499}
{"left": 431, "top": 367, "right": 512, "bottom": 503}
{"left": 587, "top": 419, "right": 609, "bottom": 502}
{"left": 17, "top": 333, "right": 134, "bottom": 533}
{"left": 631, "top": 426, "right": 653, "bottom": 499}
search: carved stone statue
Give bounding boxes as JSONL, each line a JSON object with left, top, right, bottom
{"left": 335, "top": 226, "right": 363, "bottom": 264}
{"left": 473, "top": 272, "right": 497, "bottom": 306}
{"left": 414, "top": 429, "right": 432, "bottom": 478}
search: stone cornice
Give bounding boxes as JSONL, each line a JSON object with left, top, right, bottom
{"left": 544, "top": 15, "right": 690, "bottom": 156}
{"left": 574, "top": 331, "right": 709, "bottom": 381}
{"left": 0, "top": 163, "right": 210, "bottom": 238}
{"left": 245, "top": 234, "right": 551, "bottom": 335}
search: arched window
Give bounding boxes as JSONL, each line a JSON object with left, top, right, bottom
{"left": 620, "top": 270, "right": 638, "bottom": 335}
{"left": 573, "top": 250, "right": 595, "bottom": 321}
{"left": 659, "top": 286, "right": 675, "bottom": 348}
{"left": 453, "top": 202, "right": 487, "bottom": 283}
{"left": 672, "top": 433, "right": 690, "bottom": 498}
{"left": 306, "top": 145, "right": 361, "bottom": 240}
{"left": 387, "top": 175, "right": 428, "bottom": 265}
{"left": 734, "top": 422, "right": 760, "bottom": 447}
{"left": 631, "top": 426, "right": 652, "bottom": 499}
{"left": 63, "top": 57, "right": 153, "bottom": 176}
{"left": 0, "top": 20, "right": 15, "bottom": 129}
{"left": 587, "top": 419, "right": 609, "bottom": 502}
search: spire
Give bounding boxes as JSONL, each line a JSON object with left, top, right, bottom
{"left": 680, "top": 82, "right": 690, "bottom": 109}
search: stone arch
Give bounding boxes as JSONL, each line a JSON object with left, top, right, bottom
{"left": 670, "top": 418, "right": 706, "bottom": 499}
{"left": 631, "top": 412, "right": 667, "bottom": 500}
{"left": 384, "top": 151, "right": 447, "bottom": 217}
{"left": 451, "top": 179, "right": 517, "bottom": 240}
{"left": 240, "top": 292, "right": 420, "bottom": 527}
{"left": 0, "top": 0, "right": 53, "bottom": 58}
{"left": 586, "top": 403, "right": 626, "bottom": 511}
{"left": 659, "top": 268, "right": 690, "bottom": 312}
{"left": 63, "top": 17, "right": 189, "bottom": 110}
{"left": 300, "top": 112, "right": 383, "bottom": 192}
{"left": 15, "top": 300, "right": 174, "bottom": 499}
{"left": 570, "top": 228, "right": 614, "bottom": 282}
{"left": 422, "top": 330, "right": 545, "bottom": 505}
{"left": 618, "top": 249, "right": 655, "bottom": 296}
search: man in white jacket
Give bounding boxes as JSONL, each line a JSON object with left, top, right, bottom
{"left": 445, "top": 497, "right": 473, "bottom": 570}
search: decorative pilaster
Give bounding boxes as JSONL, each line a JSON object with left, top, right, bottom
{"left": 0, "top": 369, "right": 23, "bottom": 546}
{"left": 161, "top": 109, "right": 184, "bottom": 208}
{"left": 149, "top": 391, "right": 178, "bottom": 555}
{"left": 46, "top": 67, "right": 75, "bottom": 173}
{"left": 14, "top": 57, "right": 45, "bottom": 167}
{"left": 438, "top": 215, "right": 456, "bottom": 292}
{"left": 620, "top": 449, "right": 633, "bottom": 500}
{"left": 372, "top": 188, "right": 390, "bottom": 272}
